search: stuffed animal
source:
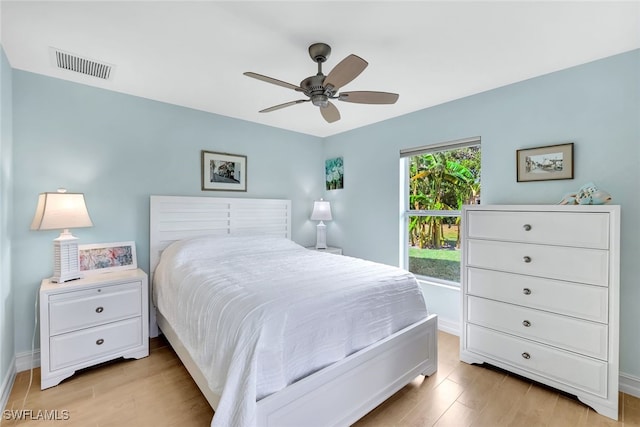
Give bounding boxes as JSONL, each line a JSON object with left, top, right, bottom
{"left": 559, "top": 182, "right": 612, "bottom": 205}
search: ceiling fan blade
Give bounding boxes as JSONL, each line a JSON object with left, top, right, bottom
{"left": 244, "top": 72, "right": 302, "bottom": 91}
{"left": 320, "top": 101, "right": 340, "bottom": 123}
{"left": 259, "top": 99, "right": 309, "bottom": 113}
{"left": 323, "top": 54, "right": 368, "bottom": 91}
{"left": 339, "top": 91, "right": 399, "bottom": 104}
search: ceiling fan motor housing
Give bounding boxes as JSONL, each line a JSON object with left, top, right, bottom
{"left": 301, "top": 75, "right": 331, "bottom": 107}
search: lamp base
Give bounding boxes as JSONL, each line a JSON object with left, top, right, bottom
{"left": 315, "top": 221, "right": 327, "bottom": 249}
{"left": 51, "top": 231, "right": 83, "bottom": 283}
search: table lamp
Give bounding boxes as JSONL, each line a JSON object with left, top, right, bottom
{"left": 30, "top": 189, "right": 93, "bottom": 283}
{"left": 310, "top": 199, "right": 332, "bottom": 249}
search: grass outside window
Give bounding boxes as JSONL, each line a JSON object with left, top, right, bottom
{"left": 408, "top": 222, "right": 460, "bottom": 283}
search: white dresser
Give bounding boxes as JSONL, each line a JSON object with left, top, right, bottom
{"left": 40, "top": 268, "right": 149, "bottom": 389}
{"left": 460, "top": 205, "right": 620, "bottom": 420}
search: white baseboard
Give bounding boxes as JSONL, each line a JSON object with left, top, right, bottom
{"left": 437, "top": 317, "right": 460, "bottom": 336}
{"left": 0, "top": 358, "right": 16, "bottom": 410}
{"left": 15, "top": 349, "right": 40, "bottom": 373}
{"left": 620, "top": 372, "right": 640, "bottom": 398}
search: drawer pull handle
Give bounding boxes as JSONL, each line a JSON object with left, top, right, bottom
{"left": 96, "top": 339, "right": 104, "bottom": 346}
{"left": 523, "top": 288, "right": 532, "bottom": 295}
{"left": 522, "top": 352, "right": 531, "bottom": 360}
{"left": 523, "top": 256, "right": 532, "bottom": 263}
{"left": 522, "top": 320, "right": 531, "bottom": 327}
{"left": 523, "top": 224, "right": 532, "bottom": 231}
{"left": 95, "top": 307, "right": 104, "bottom": 313}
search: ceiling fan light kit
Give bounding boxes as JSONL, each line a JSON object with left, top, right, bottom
{"left": 244, "top": 42, "right": 399, "bottom": 123}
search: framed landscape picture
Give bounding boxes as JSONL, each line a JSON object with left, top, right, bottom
{"left": 79, "top": 241, "right": 137, "bottom": 275}
{"left": 201, "top": 150, "right": 247, "bottom": 191}
{"left": 516, "top": 143, "right": 574, "bottom": 182}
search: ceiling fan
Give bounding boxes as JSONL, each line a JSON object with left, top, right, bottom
{"left": 244, "top": 43, "right": 399, "bottom": 123}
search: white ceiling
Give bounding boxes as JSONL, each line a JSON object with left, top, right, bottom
{"left": 2, "top": 1, "right": 639, "bottom": 137}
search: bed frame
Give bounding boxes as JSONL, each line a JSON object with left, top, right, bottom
{"left": 149, "top": 195, "right": 438, "bottom": 426}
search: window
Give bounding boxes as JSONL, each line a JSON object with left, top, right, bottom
{"left": 400, "top": 137, "right": 481, "bottom": 286}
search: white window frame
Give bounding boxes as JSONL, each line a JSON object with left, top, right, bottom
{"left": 399, "top": 137, "right": 481, "bottom": 287}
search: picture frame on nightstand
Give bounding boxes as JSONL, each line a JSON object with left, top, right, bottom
{"left": 79, "top": 241, "right": 137, "bottom": 275}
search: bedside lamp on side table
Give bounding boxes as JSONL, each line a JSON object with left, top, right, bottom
{"left": 30, "top": 189, "right": 93, "bottom": 283}
{"left": 310, "top": 199, "right": 332, "bottom": 249}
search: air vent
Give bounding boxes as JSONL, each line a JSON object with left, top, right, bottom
{"left": 50, "top": 48, "right": 114, "bottom": 80}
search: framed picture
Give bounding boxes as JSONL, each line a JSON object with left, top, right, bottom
{"left": 79, "top": 241, "right": 137, "bottom": 275}
{"left": 201, "top": 151, "right": 247, "bottom": 191}
{"left": 325, "top": 157, "right": 344, "bottom": 190}
{"left": 516, "top": 143, "right": 574, "bottom": 182}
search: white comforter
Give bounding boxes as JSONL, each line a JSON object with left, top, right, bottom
{"left": 153, "top": 235, "right": 428, "bottom": 427}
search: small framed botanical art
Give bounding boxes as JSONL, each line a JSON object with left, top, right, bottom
{"left": 79, "top": 241, "right": 137, "bottom": 275}
{"left": 325, "top": 157, "right": 344, "bottom": 190}
{"left": 516, "top": 143, "right": 574, "bottom": 182}
{"left": 201, "top": 151, "right": 247, "bottom": 191}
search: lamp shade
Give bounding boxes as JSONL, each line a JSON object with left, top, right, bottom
{"left": 310, "top": 200, "right": 332, "bottom": 221}
{"left": 31, "top": 192, "right": 93, "bottom": 231}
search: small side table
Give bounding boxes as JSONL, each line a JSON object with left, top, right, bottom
{"left": 39, "top": 268, "right": 149, "bottom": 389}
{"left": 306, "top": 246, "right": 343, "bottom": 255}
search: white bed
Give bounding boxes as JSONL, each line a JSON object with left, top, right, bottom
{"left": 149, "top": 195, "right": 438, "bottom": 427}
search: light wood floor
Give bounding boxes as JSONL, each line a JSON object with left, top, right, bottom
{"left": 5, "top": 331, "right": 640, "bottom": 426}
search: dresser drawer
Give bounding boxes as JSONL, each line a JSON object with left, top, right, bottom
{"left": 466, "top": 240, "right": 609, "bottom": 286}
{"left": 466, "top": 268, "right": 608, "bottom": 322}
{"left": 49, "top": 281, "right": 142, "bottom": 335}
{"left": 50, "top": 317, "right": 142, "bottom": 371}
{"left": 466, "top": 210, "right": 609, "bottom": 249}
{"left": 466, "top": 324, "right": 607, "bottom": 397}
{"left": 467, "top": 296, "right": 608, "bottom": 359}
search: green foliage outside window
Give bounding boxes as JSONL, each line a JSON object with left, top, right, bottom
{"left": 408, "top": 146, "right": 481, "bottom": 250}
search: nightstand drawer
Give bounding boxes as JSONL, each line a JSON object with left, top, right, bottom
{"left": 50, "top": 317, "right": 143, "bottom": 371}
{"left": 49, "top": 281, "right": 142, "bottom": 335}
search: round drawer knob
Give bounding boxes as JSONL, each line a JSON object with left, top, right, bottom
{"left": 522, "top": 320, "right": 531, "bottom": 327}
{"left": 521, "top": 352, "right": 531, "bottom": 360}
{"left": 96, "top": 339, "right": 104, "bottom": 346}
{"left": 95, "top": 306, "right": 104, "bottom": 313}
{"left": 523, "top": 224, "right": 532, "bottom": 231}
{"left": 523, "top": 288, "right": 532, "bottom": 295}
{"left": 523, "top": 256, "right": 532, "bottom": 263}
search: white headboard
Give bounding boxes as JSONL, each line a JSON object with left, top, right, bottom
{"left": 148, "top": 196, "right": 292, "bottom": 337}
{"left": 149, "top": 195, "right": 292, "bottom": 278}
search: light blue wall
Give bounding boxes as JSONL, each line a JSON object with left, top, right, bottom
{"left": 11, "top": 71, "right": 324, "bottom": 353}
{"left": 323, "top": 50, "right": 640, "bottom": 377}
{"left": 0, "top": 45, "right": 15, "bottom": 393}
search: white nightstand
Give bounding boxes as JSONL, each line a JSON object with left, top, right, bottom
{"left": 39, "top": 268, "right": 149, "bottom": 389}
{"left": 306, "top": 246, "right": 343, "bottom": 255}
